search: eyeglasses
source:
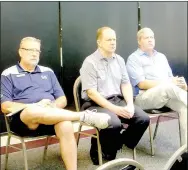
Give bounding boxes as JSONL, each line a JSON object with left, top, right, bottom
{"left": 20, "top": 48, "right": 41, "bottom": 54}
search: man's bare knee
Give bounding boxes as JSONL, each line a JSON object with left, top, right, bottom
{"left": 55, "top": 121, "right": 74, "bottom": 137}
{"left": 20, "top": 106, "right": 40, "bottom": 130}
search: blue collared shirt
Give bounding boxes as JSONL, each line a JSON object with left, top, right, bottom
{"left": 80, "top": 50, "right": 130, "bottom": 100}
{"left": 1, "top": 62, "right": 65, "bottom": 104}
{"left": 126, "top": 48, "right": 173, "bottom": 96}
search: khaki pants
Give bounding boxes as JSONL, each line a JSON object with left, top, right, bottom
{"left": 135, "top": 83, "right": 187, "bottom": 145}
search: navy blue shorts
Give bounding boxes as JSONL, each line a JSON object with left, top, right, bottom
{"left": 9, "top": 109, "right": 55, "bottom": 137}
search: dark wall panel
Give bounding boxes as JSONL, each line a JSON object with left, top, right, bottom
{"left": 61, "top": 2, "right": 138, "bottom": 103}
{"left": 0, "top": 2, "right": 59, "bottom": 134}
{"left": 140, "top": 2, "right": 187, "bottom": 80}
{"left": 1, "top": 2, "right": 60, "bottom": 77}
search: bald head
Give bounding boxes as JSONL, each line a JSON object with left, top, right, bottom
{"left": 96, "top": 27, "right": 115, "bottom": 40}
{"left": 96, "top": 27, "right": 116, "bottom": 57}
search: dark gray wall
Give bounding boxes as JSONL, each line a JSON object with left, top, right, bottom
{"left": 61, "top": 2, "right": 138, "bottom": 103}
{"left": 0, "top": 2, "right": 187, "bottom": 134}
{"left": 1, "top": 2, "right": 60, "bottom": 77}
{"left": 140, "top": 2, "right": 187, "bottom": 80}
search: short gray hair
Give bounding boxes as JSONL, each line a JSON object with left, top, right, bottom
{"left": 20, "top": 37, "right": 41, "bottom": 48}
{"left": 137, "top": 27, "right": 154, "bottom": 41}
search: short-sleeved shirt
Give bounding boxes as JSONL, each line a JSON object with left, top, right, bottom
{"left": 1, "top": 62, "right": 65, "bottom": 104}
{"left": 126, "top": 48, "right": 173, "bottom": 96}
{"left": 80, "top": 49, "right": 130, "bottom": 100}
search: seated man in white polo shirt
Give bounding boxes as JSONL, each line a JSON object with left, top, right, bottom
{"left": 126, "top": 27, "right": 187, "bottom": 145}
{"left": 1, "top": 37, "right": 111, "bottom": 170}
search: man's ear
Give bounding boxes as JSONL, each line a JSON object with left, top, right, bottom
{"left": 18, "top": 49, "right": 21, "bottom": 56}
{"left": 137, "top": 39, "right": 141, "bottom": 46}
{"left": 18, "top": 49, "right": 22, "bottom": 59}
{"left": 97, "top": 40, "right": 101, "bottom": 47}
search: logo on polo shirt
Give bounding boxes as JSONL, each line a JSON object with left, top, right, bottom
{"left": 16, "top": 74, "right": 25, "bottom": 77}
{"left": 41, "top": 75, "right": 48, "bottom": 80}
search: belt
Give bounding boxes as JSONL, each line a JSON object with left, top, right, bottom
{"left": 106, "top": 95, "right": 123, "bottom": 100}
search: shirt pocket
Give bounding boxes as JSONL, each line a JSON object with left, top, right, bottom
{"left": 96, "top": 67, "right": 106, "bottom": 90}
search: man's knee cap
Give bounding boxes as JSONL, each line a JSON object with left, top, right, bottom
{"left": 55, "top": 121, "right": 74, "bottom": 134}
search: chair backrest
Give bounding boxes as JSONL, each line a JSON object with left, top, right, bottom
{"left": 95, "top": 158, "right": 145, "bottom": 170}
{"left": 73, "top": 76, "right": 82, "bottom": 112}
{"left": 163, "top": 144, "right": 187, "bottom": 170}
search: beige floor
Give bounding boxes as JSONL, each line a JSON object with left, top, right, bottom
{"left": 1, "top": 119, "right": 181, "bottom": 170}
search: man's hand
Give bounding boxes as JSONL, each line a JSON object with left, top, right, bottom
{"left": 37, "top": 99, "right": 56, "bottom": 107}
{"left": 124, "top": 104, "right": 135, "bottom": 117}
{"left": 177, "top": 77, "right": 187, "bottom": 91}
{"left": 172, "top": 76, "right": 179, "bottom": 85}
{"left": 173, "top": 76, "right": 187, "bottom": 91}
{"left": 111, "top": 105, "right": 132, "bottom": 119}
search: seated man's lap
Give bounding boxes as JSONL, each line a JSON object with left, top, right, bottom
{"left": 83, "top": 96, "right": 149, "bottom": 127}
{"left": 9, "top": 110, "right": 55, "bottom": 137}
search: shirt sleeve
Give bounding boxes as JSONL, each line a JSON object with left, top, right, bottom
{"left": 118, "top": 57, "right": 130, "bottom": 84}
{"left": 126, "top": 54, "right": 145, "bottom": 87}
{"left": 80, "top": 60, "right": 97, "bottom": 91}
{"left": 50, "top": 71, "right": 65, "bottom": 99}
{"left": 1, "top": 74, "right": 13, "bottom": 103}
{"left": 162, "top": 54, "right": 173, "bottom": 77}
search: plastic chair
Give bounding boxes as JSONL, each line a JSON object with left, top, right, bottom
{"left": 95, "top": 158, "right": 145, "bottom": 170}
{"left": 163, "top": 144, "right": 187, "bottom": 170}
{"left": 146, "top": 108, "right": 181, "bottom": 156}
{"left": 3, "top": 113, "right": 55, "bottom": 170}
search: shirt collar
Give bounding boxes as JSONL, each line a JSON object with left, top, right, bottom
{"left": 95, "top": 49, "right": 116, "bottom": 61}
{"left": 137, "top": 48, "right": 158, "bottom": 57}
{"left": 16, "top": 62, "right": 41, "bottom": 73}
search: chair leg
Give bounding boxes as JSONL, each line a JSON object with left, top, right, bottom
{"left": 42, "top": 136, "right": 50, "bottom": 163}
{"left": 148, "top": 121, "right": 154, "bottom": 156}
{"left": 133, "top": 148, "right": 136, "bottom": 160}
{"left": 21, "top": 138, "right": 28, "bottom": 170}
{"left": 178, "top": 116, "right": 182, "bottom": 146}
{"left": 5, "top": 135, "right": 11, "bottom": 170}
{"left": 153, "top": 116, "right": 161, "bottom": 140}
{"left": 76, "top": 125, "right": 82, "bottom": 146}
{"left": 96, "top": 129, "right": 103, "bottom": 165}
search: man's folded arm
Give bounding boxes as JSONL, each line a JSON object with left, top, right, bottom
{"left": 138, "top": 80, "right": 164, "bottom": 90}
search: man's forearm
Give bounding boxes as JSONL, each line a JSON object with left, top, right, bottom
{"left": 138, "top": 80, "right": 166, "bottom": 90}
{"left": 1, "top": 101, "right": 27, "bottom": 114}
{"left": 54, "top": 96, "right": 67, "bottom": 109}
{"left": 87, "top": 89, "right": 115, "bottom": 111}
{"left": 121, "top": 83, "right": 134, "bottom": 105}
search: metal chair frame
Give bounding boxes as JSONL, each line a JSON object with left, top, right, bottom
{"left": 73, "top": 76, "right": 136, "bottom": 164}
{"left": 147, "top": 109, "right": 182, "bottom": 156}
{"left": 95, "top": 158, "right": 145, "bottom": 170}
{"left": 163, "top": 144, "right": 187, "bottom": 170}
{"left": 73, "top": 76, "right": 103, "bottom": 165}
{"left": 4, "top": 113, "right": 54, "bottom": 170}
